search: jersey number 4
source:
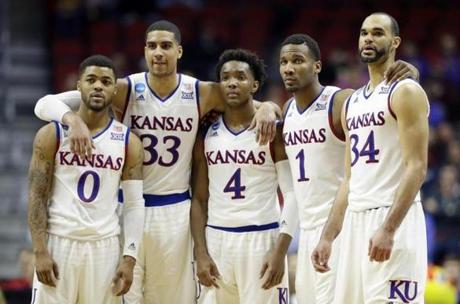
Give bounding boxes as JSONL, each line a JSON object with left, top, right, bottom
{"left": 224, "top": 168, "right": 246, "bottom": 199}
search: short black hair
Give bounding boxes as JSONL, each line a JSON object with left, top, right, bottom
{"left": 78, "top": 55, "right": 116, "bottom": 78}
{"left": 369, "top": 12, "right": 400, "bottom": 36}
{"left": 145, "top": 20, "right": 181, "bottom": 44}
{"left": 215, "top": 49, "right": 267, "bottom": 88}
{"left": 281, "top": 34, "right": 321, "bottom": 61}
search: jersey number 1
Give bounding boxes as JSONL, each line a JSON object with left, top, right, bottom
{"left": 224, "top": 168, "right": 246, "bottom": 199}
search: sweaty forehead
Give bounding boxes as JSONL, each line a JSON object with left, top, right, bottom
{"left": 146, "top": 30, "right": 177, "bottom": 43}
{"left": 361, "top": 15, "right": 392, "bottom": 33}
{"left": 280, "top": 44, "right": 310, "bottom": 57}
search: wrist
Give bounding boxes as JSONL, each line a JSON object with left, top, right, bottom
{"left": 382, "top": 223, "right": 397, "bottom": 235}
{"left": 33, "top": 247, "right": 49, "bottom": 256}
{"left": 122, "top": 255, "right": 136, "bottom": 266}
{"left": 194, "top": 246, "right": 208, "bottom": 257}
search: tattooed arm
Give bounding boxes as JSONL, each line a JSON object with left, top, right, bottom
{"left": 112, "top": 132, "right": 144, "bottom": 296}
{"left": 28, "top": 123, "right": 59, "bottom": 287}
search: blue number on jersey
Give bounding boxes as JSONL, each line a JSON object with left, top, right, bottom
{"left": 224, "top": 168, "right": 246, "bottom": 199}
{"left": 77, "top": 170, "right": 100, "bottom": 203}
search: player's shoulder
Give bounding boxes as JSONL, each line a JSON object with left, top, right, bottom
{"left": 391, "top": 78, "right": 425, "bottom": 96}
{"left": 34, "top": 122, "right": 59, "bottom": 149}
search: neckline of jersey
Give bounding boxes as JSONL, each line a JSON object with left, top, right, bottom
{"left": 144, "top": 73, "right": 182, "bottom": 102}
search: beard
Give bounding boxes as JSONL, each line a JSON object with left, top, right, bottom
{"left": 359, "top": 46, "right": 388, "bottom": 63}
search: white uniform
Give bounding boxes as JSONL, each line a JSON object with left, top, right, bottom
{"left": 121, "top": 73, "right": 199, "bottom": 303}
{"left": 32, "top": 119, "right": 128, "bottom": 304}
{"left": 334, "top": 78, "right": 428, "bottom": 303}
{"left": 283, "top": 86, "right": 344, "bottom": 304}
{"left": 199, "top": 116, "right": 289, "bottom": 304}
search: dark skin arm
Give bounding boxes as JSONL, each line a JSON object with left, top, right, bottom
{"left": 190, "top": 132, "right": 220, "bottom": 288}
{"left": 112, "top": 132, "right": 144, "bottom": 296}
{"left": 28, "top": 123, "right": 59, "bottom": 287}
{"left": 260, "top": 124, "right": 292, "bottom": 289}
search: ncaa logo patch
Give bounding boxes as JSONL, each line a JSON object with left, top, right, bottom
{"left": 135, "top": 83, "right": 146, "bottom": 93}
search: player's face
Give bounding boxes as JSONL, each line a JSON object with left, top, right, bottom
{"left": 219, "top": 61, "right": 259, "bottom": 107}
{"left": 78, "top": 66, "right": 116, "bottom": 112}
{"left": 279, "top": 44, "right": 321, "bottom": 93}
{"left": 359, "top": 15, "right": 400, "bottom": 63}
{"left": 145, "top": 30, "right": 183, "bottom": 77}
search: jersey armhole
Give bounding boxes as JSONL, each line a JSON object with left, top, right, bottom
{"left": 328, "top": 90, "right": 346, "bottom": 142}
{"left": 52, "top": 120, "right": 61, "bottom": 156}
{"left": 195, "top": 80, "right": 201, "bottom": 119}
{"left": 124, "top": 127, "right": 131, "bottom": 160}
{"left": 120, "top": 76, "right": 132, "bottom": 122}
{"left": 387, "top": 80, "right": 400, "bottom": 120}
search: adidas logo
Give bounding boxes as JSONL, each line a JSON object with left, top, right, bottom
{"left": 128, "top": 243, "right": 136, "bottom": 251}
{"left": 315, "top": 103, "right": 327, "bottom": 111}
{"left": 136, "top": 95, "right": 145, "bottom": 101}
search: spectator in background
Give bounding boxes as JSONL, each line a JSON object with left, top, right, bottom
{"left": 425, "top": 165, "right": 460, "bottom": 218}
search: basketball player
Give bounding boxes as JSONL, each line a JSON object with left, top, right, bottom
{"left": 191, "top": 49, "right": 296, "bottom": 304}
{"left": 28, "top": 55, "right": 145, "bottom": 303}
{"left": 33, "top": 21, "right": 280, "bottom": 303}
{"left": 312, "top": 12, "right": 429, "bottom": 303}
{"left": 280, "top": 34, "right": 419, "bottom": 304}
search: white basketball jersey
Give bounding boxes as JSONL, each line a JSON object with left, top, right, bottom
{"left": 48, "top": 118, "right": 128, "bottom": 240}
{"left": 122, "top": 73, "right": 199, "bottom": 195}
{"left": 283, "top": 86, "right": 344, "bottom": 230}
{"left": 204, "top": 116, "right": 280, "bottom": 227}
{"left": 346, "top": 78, "right": 424, "bottom": 211}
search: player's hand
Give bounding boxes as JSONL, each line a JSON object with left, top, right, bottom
{"left": 111, "top": 256, "right": 136, "bottom": 296}
{"left": 62, "top": 112, "right": 95, "bottom": 158}
{"left": 311, "top": 239, "right": 332, "bottom": 273}
{"left": 368, "top": 228, "right": 394, "bottom": 262}
{"left": 249, "top": 102, "right": 277, "bottom": 146}
{"left": 195, "top": 252, "right": 220, "bottom": 288}
{"left": 35, "top": 250, "right": 59, "bottom": 287}
{"left": 260, "top": 248, "right": 285, "bottom": 290}
{"left": 384, "top": 60, "right": 419, "bottom": 84}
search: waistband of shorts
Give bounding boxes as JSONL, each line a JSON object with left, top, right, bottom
{"left": 207, "top": 222, "right": 279, "bottom": 233}
{"left": 118, "top": 189, "right": 190, "bottom": 207}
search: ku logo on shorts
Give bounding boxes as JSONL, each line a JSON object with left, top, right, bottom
{"left": 388, "top": 279, "right": 418, "bottom": 303}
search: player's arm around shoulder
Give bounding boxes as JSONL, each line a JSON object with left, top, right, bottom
{"left": 198, "top": 82, "right": 226, "bottom": 117}
{"left": 112, "top": 78, "right": 130, "bottom": 121}
{"left": 28, "top": 123, "right": 59, "bottom": 287}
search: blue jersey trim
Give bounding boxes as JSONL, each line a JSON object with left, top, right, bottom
{"left": 118, "top": 190, "right": 191, "bottom": 206}
{"left": 222, "top": 116, "right": 249, "bottom": 136}
{"left": 296, "top": 86, "right": 324, "bottom": 115}
{"left": 145, "top": 72, "right": 182, "bottom": 102}
{"left": 207, "top": 222, "right": 279, "bottom": 233}
{"left": 195, "top": 80, "right": 201, "bottom": 119}
{"left": 93, "top": 117, "right": 114, "bottom": 139}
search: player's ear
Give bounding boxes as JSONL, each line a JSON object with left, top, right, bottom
{"left": 314, "top": 60, "right": 322, "bottom": 74}
{"left": 177, "top": 45, "right": 183, "bottom": 59}
{"left": 392, "top": 36, "right": 401, "bottom": 50}
{"left": 77, "top": 80, "right": 81, "bottom": 91}
{"left": 252, "top": 81, "right": 259, "bottom": 94}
